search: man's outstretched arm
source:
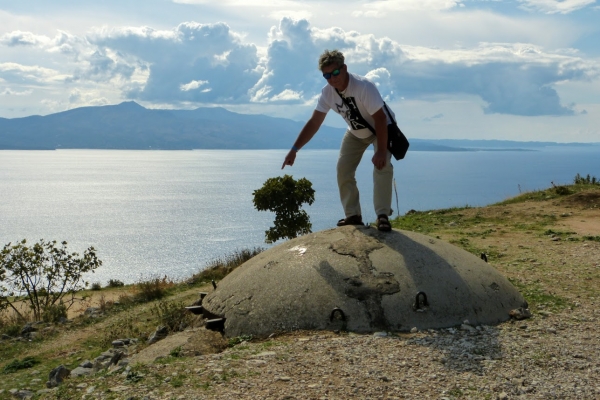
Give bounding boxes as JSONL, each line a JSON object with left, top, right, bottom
{"left": 282, "top": 110, "right": 327, "bottom": 169}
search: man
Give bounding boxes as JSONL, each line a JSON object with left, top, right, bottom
{"left": 281, "top": 49, "right": 394, "bottom": 232}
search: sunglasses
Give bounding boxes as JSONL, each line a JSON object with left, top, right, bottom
{"left": 323, "top": 68, "right": 342, "bottom": 80}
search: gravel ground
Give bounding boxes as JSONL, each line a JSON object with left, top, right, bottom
{"left": 31, "top": 300, "right": 599, "bottom": 400}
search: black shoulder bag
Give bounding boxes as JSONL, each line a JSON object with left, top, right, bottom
{"left": 336, "top": 89, "right": 410, "bottom": 160}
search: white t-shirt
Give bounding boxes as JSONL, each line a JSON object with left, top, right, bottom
{"left": 315, "top": 73, "right": 395, "bottom": 139}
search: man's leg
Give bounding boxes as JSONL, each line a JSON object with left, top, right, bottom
{"left": 372, "top": 140, "right": 394, "bottom": 218}
{"left": 337, "top": 131, "right": 371, "bottom": 218}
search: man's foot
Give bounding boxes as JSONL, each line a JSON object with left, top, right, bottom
{"left": 337, "top": 215, "right": 363, "bottom": 227}
{"left": 376, "top": 215, "right": 392, "bottom": 232}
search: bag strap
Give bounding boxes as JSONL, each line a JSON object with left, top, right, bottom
{"left": 335, "top": 89, "right": 396, "bottom": 135}
{"left": 335, "top": 89, "right": 375, "bottom": 135}
{"left": 383, "top": 103, "right": 397, "bottom": 126}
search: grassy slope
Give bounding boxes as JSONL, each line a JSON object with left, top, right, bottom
{"left": 391, "top": 183, "right": 600, "bottom": 313}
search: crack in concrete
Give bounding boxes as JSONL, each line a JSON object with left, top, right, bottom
{"left": 329, "top": 232, "right": 400, "bottom": 329}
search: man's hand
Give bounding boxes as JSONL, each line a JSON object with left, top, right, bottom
{"left": 372, "top": 150, "right": 387, "bottom": 170}
{"left": 282, "top": 150, "right": 297, "bottom": 169}
{"left": 282, "top": 111, "right": 326, "bottom": 169}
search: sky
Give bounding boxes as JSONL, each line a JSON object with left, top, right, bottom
{"left": 0, "top": 0, "right": 599, "bottom": 142}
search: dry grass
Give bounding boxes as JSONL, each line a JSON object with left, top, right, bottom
{"left": 187, "top": 247, "right": 264, "bottom": 284}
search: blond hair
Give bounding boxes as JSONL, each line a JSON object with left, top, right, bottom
{"left": 318, "top": 49, "right": 345, "bottom": 71}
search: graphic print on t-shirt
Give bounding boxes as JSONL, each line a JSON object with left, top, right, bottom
{"left": 335, "top": 95, "right": 369, "bottom": 131}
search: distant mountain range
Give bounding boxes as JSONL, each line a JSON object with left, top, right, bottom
{"left": 0, "top": 102, "right": 596, "bottom": 151}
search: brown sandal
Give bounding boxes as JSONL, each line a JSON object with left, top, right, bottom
{"left": 376, "top": 215, "right": 392, "bottom": 232}
{"left": 337, "top": 215, "right": 363, "bottom": 227}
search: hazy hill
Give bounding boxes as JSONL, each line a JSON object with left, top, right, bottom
{"left": 0, "top": 102, "right": 596, "bottom": 150}
{"left": 0, "top": 102, "right": 340, "bottom": 150}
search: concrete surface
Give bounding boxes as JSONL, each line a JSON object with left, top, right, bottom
{"left": 203, "top": 225, "right": 526, "bottom": 337}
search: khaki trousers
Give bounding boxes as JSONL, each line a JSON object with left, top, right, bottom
{"left": 337, "top": 131, "right": 393, "bottom": 218}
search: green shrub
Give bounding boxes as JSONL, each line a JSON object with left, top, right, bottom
{"left": 125, "top": 369, "right": 145, "bottom": 383}
{"left": 573, "top": 173, "right": 599, "bottom": 185}
{"left": 116, "top": 293, "right": 135, "bottom": 306}
{"left": 42, "top": 302, "right": 67, "bottom": 323}
{"left": 107, "top": 279, "right": 125, "bottom": 288}
{"left": 91, "top": 282, "right": 102, "bottom": 291}
{"left": 2, "top": 356, "right": 40, "bottom": 374}
{"left": 0, "top": 310, "right": 28, "bottom": 337}
{"left": 150, "top": 300, "right": 193, "bottom": 332}
{"left": 253, "top": 175, "right": 315, "bottom": 243}
{"left": 169, "top": 346, "right": 183, "bottom": 358}
{"left": 228, "top": 335, "right": 253, "bottom": 347}
{"left": 1, "top": 323, "right": 22, "bottom": 337}
{"left": 100, "top": 312, "right": 144, "bottom": 347}
{"left": 133, "top": 276, "right": 174, "bottom": 303}
{"left": 0, "top": 239, "right": 102, "bottom": 321}
{"left": 553, "top": 186, "right": 572, "bottom": 196}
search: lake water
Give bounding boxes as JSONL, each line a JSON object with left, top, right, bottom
{"left": 0, "top": 148, "right": 598, "bottom": 285}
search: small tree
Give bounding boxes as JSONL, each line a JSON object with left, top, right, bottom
{"left": 253, "top": 175, "right": 315, "bottom": 243}
{"left": 0, "top": 239, "right": 102, "bottom": 321}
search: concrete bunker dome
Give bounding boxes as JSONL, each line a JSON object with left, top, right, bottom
{"left": 202, "top": 226, "right": 526, "bottom": 337}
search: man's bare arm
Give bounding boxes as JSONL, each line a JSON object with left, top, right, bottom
{"left": 282, "top": 110, "right": 327, "bottom": 169}
{"left": 370, "top": 107, "right": 388, "bottom": 170}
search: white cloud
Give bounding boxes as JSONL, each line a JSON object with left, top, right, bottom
{"left": 0, "top": 30, "right": 135, "bottom": 89}
{"left": 170, "top": 1, "right": 581, "bottom": 49}
{"left": 0, "top": 1, "right": 597, "bottom": 142}
{"left": 352, "top": 0, "right": 463, "bottom": 17}
{"left": 400, "top": 42, "right": 594, "bottom": 70}
{"left": 518, "top": 0, "right": 597, "bottom": 14}
{"left": 0, "top": 88, "right": 33, "bottom": 96}
{"left": 180, "top": 80, "right": 209, "bottom": 91}
{"left": 0, "top": 62, "right": 65, "bottom": 83}
{"left": 68, "top": 89, "right": 81, "bottom": 103}
{"left": 174, "top": 0, "right": 463, "bottom": 14}
{"left": 248, "top": 18, "right": 598, "bottom": 115}
{"left": 172, "top": 0, "right": 355, "bottom": 6}
{"left": 0, "top": 30, "right": 49, "bottom": 47}
{"left": 1, "top": 30, "right": 91, "bottom": 56}
{"left": 365, "top": 67, "right": 394, "bottom": 100}
{"left": 1, "top": 14, "right": 598, "bottom": 120}
{"left": 68, "top": 89, "right": 110, "bottom": 107}
{"left": 69, "top": 48, "right": 138, "bottom": 83}
{"left": 88, "top": 22, "right": 261, "bottom": 103}
{"left": 394, "top": 42, "right": 598, "bottom": 115}
{"left": 270, "top": 88, "right": 303, "bottom": 101}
